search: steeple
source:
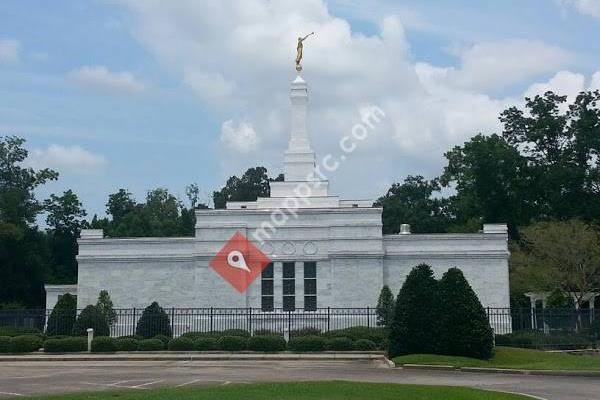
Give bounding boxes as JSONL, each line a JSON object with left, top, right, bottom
{"left": 284, "top": 74, "right": 317, "bottom": 181}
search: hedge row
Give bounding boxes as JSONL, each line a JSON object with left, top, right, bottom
{"left": 495, "top": 330, "right": 591, "bottom": 350}
{"left": 0, "top": 335, "right": 43, "bottom": 353}
{"left": 0, "top": 330, "right": 381, "bottom": 353}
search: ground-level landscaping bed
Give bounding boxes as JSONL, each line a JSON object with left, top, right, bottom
{"left": 25, "top": 382, "right": 533, "bottom": 400}
{"left": 393, "top": 346, "right": 600, "bottom": 371}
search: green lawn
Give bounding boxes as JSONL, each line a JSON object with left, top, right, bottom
{"left": 394, "top": 346, "right": 600, "bottom": 371}
{"left": 28, "top": 382, "right": 531, "bottom": 400}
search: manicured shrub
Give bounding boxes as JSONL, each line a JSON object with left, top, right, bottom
{"left": 10, "top": 335, "right": 43, "bottom": 353}
{"left": 135, "top": 302, "right": 172, "bottom": 339}
{"left": 388, "top": 264, "right": 440, "bottom": 357}
{"left": 96, "top": 290, "right": 118, "bottom": 327}
{"left": 72, "top": 305, "right": 110, "bottom": 337}
{"left": 0, "top": 336, "right": 11, "bottom": 353}
{"left": 253, "top": 329, "right": 282, "bottom": 337}
{"left": 438, "top": 268, "right": 494, "bottom": 359}
{"left": 288, "top": 336, "right": 326, "bottom": 352}
{"left": 495, "top": 330, "right": 589, "bottom": 350}
{"left": 91, "top": 336, "right": 116, "bottom": 353}
{"left": 220, "top": 329, "right": 251, "bottom": 338}
{"left": 46, "top": 293, "right": 77, "bottom": 336}
{"left": 325, "top": 337, "right": 353, "bottom": 351}
{"left": 353, "top": 339, "right": 377, "bottom": 351}
{"left": 115, "top": 338, "right": 138, "bottom": 351}
{"left": 137, "top": 339, "right": 164, "bottom": 351}
{"left": 376, "top": 285, "right": 395, "bottom": 327}
{"left": 153, "top": 334, "right": 171, "bottom": 347}
{"left": 44, "top": 337, "right": 87, "bottom": 352}
{"left": 194, "top": 337, "right": 219, "bottom": 351}
{"left": 323, "top": 327, "right": 388, "bottom": 349}
{"left": 218, "top": 336, "right": 247, "bottom": 351}
{"left": 289, "top": 327, "right": 321, "bottom": 337}
{"left": 180, "top": 331, "right": 210, "bottom": 340}
{"left": 168, "top": 337, "right": 195, "bottom": 351}
{"left": 247, "top": 335, "right": 286, "bottom": 352}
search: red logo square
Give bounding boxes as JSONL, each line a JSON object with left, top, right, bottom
{"left": 209, "top": 231, "right": 272, "bottom": 293}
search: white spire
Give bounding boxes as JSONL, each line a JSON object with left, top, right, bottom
{"left": 284, "top": 74, "right": 316, "bottom": 181}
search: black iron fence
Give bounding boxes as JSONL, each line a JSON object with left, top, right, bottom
{"left": 0, "top": 307, "right": 597, "bottom": 347}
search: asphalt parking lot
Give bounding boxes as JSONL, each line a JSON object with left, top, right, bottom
{"left": 0, "top": 360, "right": 598, "bottom": 400}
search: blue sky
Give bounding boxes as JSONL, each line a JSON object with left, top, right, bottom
{"left": 0, "top": 0, "right": 599, "bottom": 218}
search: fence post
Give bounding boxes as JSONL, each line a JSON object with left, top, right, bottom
{"left": 210, "top": 307, "right": 213, "bottom": 332}
{"left": 171, "top": 307, "right": 175, "bottom": 336}
{"left": 367, "top": 307, "right": 370, "bottom": 328}
{"left": 248, "top": 307, "right": 252, "bottom": 334}
{"left": 288, "top": 310, "right": 291, "bottom": 335}
{"left": 327, "top": 307, "right": 330, "bottom": 332}
{"left": 132, "top": 308, "right": 136, "bottom": 336}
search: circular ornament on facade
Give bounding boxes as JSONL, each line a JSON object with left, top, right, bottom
{"left": 281, "top": 241, "right": 296, "bottom": 255}
{"left": 303, "top": 241, "right": 318, "bottom": 255}
{"left": 260, "top": 242, "right": 274, "bottom": 255}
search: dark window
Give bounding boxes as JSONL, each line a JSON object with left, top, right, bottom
{"left": 261, "top": 263, "right": 274, "bottom": 311}
{"left": 304, "top": 262, "right": 317, "bottom": 311}
{"left": 283, "top": 262, "right": 295, "bottom": 278}
{"left": 283, "top": 262, "right": 295, "bottom": 311}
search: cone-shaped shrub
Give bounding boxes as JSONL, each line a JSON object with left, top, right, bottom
{"left": 72, "top": 305, "right": 110, "bottom": 337}
{"left": 438, "top": 268, "right": 494, "bottom": 359}
{"left": 388, "top": 264, "right": 440, "bottom": 357}
{"left": 376, "top": 285, "right": 394, "bottom": 327}
{"left": 135, "top": 302, "right": 172, "bottom": 338}
{"left": 46, "top": 293, "right": 77, "bottom": 336}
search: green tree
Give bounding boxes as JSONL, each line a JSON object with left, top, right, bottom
{"left": 135, "top": 301, "right": 172, "bottom": 338}
{"left": 441, "top": 134, "right": 529, "bottom": 236}
{"left": 388, "top": 264, "right": 440, "bottom": 357}
{"left": 44, "top": 190, "right": 87, "bottom": 283}
{"left": 46, "top": 293, "right": 77, "bottom": 336}
{"left": 72, "top": 304, "right": 110, "bottom": 337}
{"left": 213, "top": 166, "right": 281, "bottom": 209}
{"left": 438, "top": 268, "right": 494, "bottom": 359}
{"left": 96, "top": 290, "right": 117, "bottom": 327}
{"left": 375, "top": 285, "right": 395, "bottom": 327}
{"left": 0, "top": 136, "right": 58, "bottom": 306}
{"left": 500, "top": 91, "right": 600, "bottom": 223}
{"left": 375, "top": 176, "right": 450, "bottom": 234}
{"left": 510, "top": 220, "right": 600, "bottom": 309}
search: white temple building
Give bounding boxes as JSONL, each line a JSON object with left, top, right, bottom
{"left": 45, "top": 74, "right": 510, "bottom": 333}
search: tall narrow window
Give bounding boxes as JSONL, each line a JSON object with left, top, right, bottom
{"left": 304, "top": 262, "right": 317, "bottom": 311}
{"left": 282, "top": 262, "right": 295, "bottom": 311}
{"left": 261, "top": 263, "right": 274, "bottom": 311}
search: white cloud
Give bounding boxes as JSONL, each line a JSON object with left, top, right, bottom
{"left": 116, "top": 0, "right": 587, "bottom": 198}
{"left": 427, "top": 39, "right": 572, "bottom": 92}
{"left": 561, "top": 0, "right": 600, "bottom": 18}
{"left": 220, "top": 120, "right": 260, "bottom": 153}
{"left": 26, "top": 145, "right": 107, "bottom": 175}
{"left": 524, "top": 70, "right": 586, "bottom": 101}
{"left": 0, "top": 38, "right": 20, "bottom": 64}
{"left": 590, "top": 71, "right": 600, "bottom": 90}
{"left": 184, "top": 70, "right": 236, "bottom": 104}
{"left": 68, "top": 65, "right": 146, "bottom": 94}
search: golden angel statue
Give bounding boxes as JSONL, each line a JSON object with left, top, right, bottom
{"left": 296, "top": 32, "right": 314, "bottom": 72}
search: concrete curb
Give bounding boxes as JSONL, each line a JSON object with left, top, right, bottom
{"left": 0, "top": 351, "right": 386, "bottom": 362}
{"left": 399, "top": 363, "right": 600, "bottom": 378}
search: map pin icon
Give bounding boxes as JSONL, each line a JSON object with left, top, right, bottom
{"left": 227, "top": 250, "right": 251, "bottom": 272}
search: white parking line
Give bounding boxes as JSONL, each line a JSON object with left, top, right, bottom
{"left": 0, "top": 392, "right": 23, "bottom": 397}
{"left": 130, "top": 379, "right": 164, "bottom": 388}
{"left": 176, "top": 378, "right": 203, "bottom": 387}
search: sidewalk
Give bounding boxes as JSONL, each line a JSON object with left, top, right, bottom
{"left": 0, "top": 351, "right": 386, "bottom": 362}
